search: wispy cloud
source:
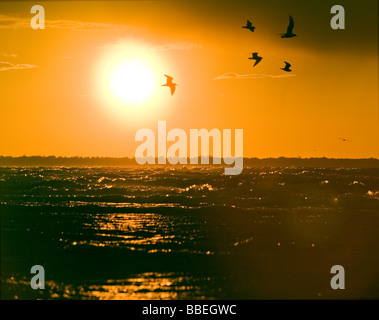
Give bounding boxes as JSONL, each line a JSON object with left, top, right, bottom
{"left": 154, "top": 42, "right": 203, "bottom": 51}
{"left": 2, "top": 53, "right": 18, "bottom": 58}
{"left": 214, "top": 72, "right": 296, "bottom": 80}
{"left": 46, "top": 20, "right": 126, "bottom": 32}
{"left": 0, "top": 14, "right": 127, "bottom": 32}
{"left": 0, "top": 62, "right": 38, "bottom": 71}
{"left": 98, "top": 41, "right": 203, "bottom": 52}
{"left": 0, "top": 15, "right": 27, "bottom": 29}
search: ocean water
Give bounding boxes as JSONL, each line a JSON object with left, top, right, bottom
{"left": 1, "top": 166, "right": 378, "bottom": 299}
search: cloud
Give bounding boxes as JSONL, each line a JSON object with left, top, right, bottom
{"left": 0, "top": 15, "right": 27, "bottom": 29}
{"left": 0, "top": 15, "right": 126, "bottom": 32}
{"left": 2, "top": 53, "right": 18, "bottom": 58}
{"left": 45, "top": 20, "right": 125, "bottom": 32}
{"left": 154, "top": 42, "right": 203, "bottom": 51}
{"left": 98, "top": 41, "right": 203, "bottom": 52}
{"left": 0, "top": 62, "right": 38, "bottom": 71}
{"left": 213, "top": 72, "right": 296, "bottom": 80}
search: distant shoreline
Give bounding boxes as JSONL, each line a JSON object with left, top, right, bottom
{"left": 0, "top": 156, "right": 378, "bottom": 168}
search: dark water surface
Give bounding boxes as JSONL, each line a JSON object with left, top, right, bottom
{"left": 1, "top": 166, "right": 378, "bottom": 299}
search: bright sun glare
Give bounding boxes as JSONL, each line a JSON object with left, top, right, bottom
{"left": 95, "top": 41, "right": 170, "bottom": 119}
{"left": 110, "top": 61, "right": 154, "bottom": 104}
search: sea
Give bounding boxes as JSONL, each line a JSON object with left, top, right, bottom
{"left": 1, "top": 166, "right": 378, "bottom": 299}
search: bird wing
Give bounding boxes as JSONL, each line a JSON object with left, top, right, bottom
{"left": 164, "top": 74, "right": 173, "bottom": 81}
{"left": 253, "top": 58, "right": 261, "bottom": 67}
{"left": 170, "top": 85, "right": 176, "bottom": 95}
{"left": 252, "top": 52, "right": 258, "bottom": 58}
{"left": 287, "top": 15, "right": 294, "bottom": 33}
{"left": 284, "top": 61, "right": 291, "bottom": 67}
{"left": 247, "top": 20, "right": 252, "bottom": 27}
{"left": 164, "top": 74, "right": 174, "bottom": 85}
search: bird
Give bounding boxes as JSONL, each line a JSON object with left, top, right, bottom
{"left": 248, "top": 52, "right": 263, "bottom": 67}
{"left": 162, "top": 74, "right": 177, "bottom": 95}
{"left": 337, "top": 137, "right": 352, "bottom": 142}
{"left": 280, "top": 15, "right": 296, "bottom": 38}
{"left": 242, "top": 20, "right": 256, "bottom": 32}
{"left": 281, "top": 61, "right": 292, "bottom": 72}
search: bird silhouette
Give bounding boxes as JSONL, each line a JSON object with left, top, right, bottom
{"left": 242, "top": 20, "right": 256, "bottom": 32}
{"left": 280, "top": 15, "right": 296, "bottom": 38}
{"left": 281, "top": 61, "right": 292, "bottom": 72}
{"left": 162, "top": 74, "right": 177, "bottom": 96}
{"left": 248, "top": 52, "right": 263, "bottom": 67}
{"left": 337, "top": 137, "right": 352, "bottom": 142}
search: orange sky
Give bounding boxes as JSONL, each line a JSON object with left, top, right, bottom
{"left": 0, "top": 0, "right": 378, "bottom": 158}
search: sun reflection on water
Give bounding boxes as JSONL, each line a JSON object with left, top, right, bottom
{"left": 3, "top": 273, "right": 212, "bottom": 300}
{"left": 88, "top": 273, "right": 197, "bottom": 300}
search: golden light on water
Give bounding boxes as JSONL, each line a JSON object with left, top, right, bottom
{"left": 88, "top": 274, "right": 188, "bottom": 300}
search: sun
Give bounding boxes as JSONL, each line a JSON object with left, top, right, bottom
{"left": 94, "top": 41, "right": 171, "bottom": 120}
{"left": 110, "top": 60, "right": 154, "bottom": 104}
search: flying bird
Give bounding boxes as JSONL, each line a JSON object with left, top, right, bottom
{"left": 337, "top": 137, "right": 352, "bottom": 142}
{"left": 242, "top": 20, "right": 256, "bottom": 32}
{"left": 280, "top": 15, "right": 296, "bottom": 38}
{"left": 281, "top": 61, "right": 292, "bottom": 72}
{"left": 162, "top": 74, "right": 178, "bottom": 96}
{"left": 248, "top": 52, "right": 263, "bottom": 67}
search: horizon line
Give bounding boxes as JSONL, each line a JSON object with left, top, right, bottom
{"left": 0, "top": 155, "right": 378, "bottom": 160}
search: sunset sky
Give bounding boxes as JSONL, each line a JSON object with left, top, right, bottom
{"left": 0, "top": 0, "right": 378, "bottom": 158}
